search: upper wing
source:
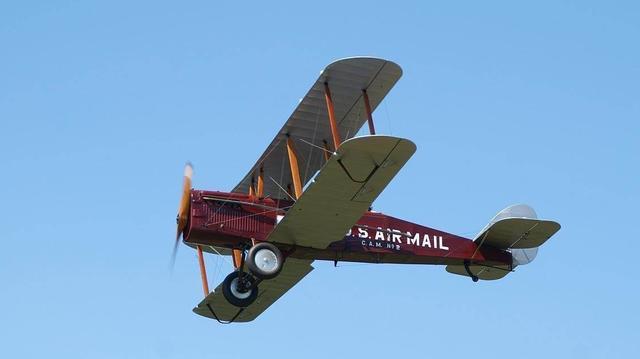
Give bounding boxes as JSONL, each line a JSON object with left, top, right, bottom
{"left": 267, "top": 135, "right": 416, "bottom": 249}
{"left": 193, "top": 258, "right": 313, "bottom": 322}
{"left": 232, "top": 57, "right": 402, "bottom": 199}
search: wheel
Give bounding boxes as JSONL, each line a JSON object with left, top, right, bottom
{"left": 221, "top": 271, "right": 258, "bottom": 308}
{"left": 246, "top": 242, "right": 284, "bottom": 280}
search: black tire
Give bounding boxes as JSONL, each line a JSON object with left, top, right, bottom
{"left": 247, "top": 242, "right": 284, "bottom": 280}
{"left": 221, "top": 271, "right": 258, "bottom": 308}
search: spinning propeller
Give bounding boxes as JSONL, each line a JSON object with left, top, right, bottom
{"left": 171, "top": 162, "right": 193, "bottom": 270}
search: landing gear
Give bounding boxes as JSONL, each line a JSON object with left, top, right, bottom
{"left": 246, "top": 242, "right": 284, "bottom": 279}
{"left": 221, "top": 242, "right": 285, "bottom": 308}
{"left": 221, "top": 271, "right": 258, "bottom": 307}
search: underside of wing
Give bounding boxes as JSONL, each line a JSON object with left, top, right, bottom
{"left": 193, "top": 258, "right": 313, "bottom": 323}
{"left": 232, "top": 57, "right": 403, "bottom": 200}
{"left": 267, "top": 135, "right": 416, "bottom": 249}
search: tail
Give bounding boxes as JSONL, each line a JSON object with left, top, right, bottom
{"left": 488, "top": 204, "right": 539, "bottom": 266}
{"left": 446, "top": 204, "right": 560, "bottom": 281}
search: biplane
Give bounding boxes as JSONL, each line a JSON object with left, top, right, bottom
{"left": 173, "top": 57, "right": 561, "bottom": 323}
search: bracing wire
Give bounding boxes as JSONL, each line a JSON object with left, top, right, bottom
{"left": 302, "top": 104, "right": 321, "bottom": 187}
{"left": 204, "top": 205, "right": 293, "bottom": 227}
{"left": 297, "top": 138, "right": 333, "bottom": 156}
{"left": 269, "top": 176, "right": 297, "bottom": 202}
{"left": 384, "top": 100, "right": 392, "bottom": 135}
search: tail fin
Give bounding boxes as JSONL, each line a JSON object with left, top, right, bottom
{"left": 446, "top": 204, "right": 560, "bottom": 281}
{"left": 482, "top": 204, "right": 540, "bottom": 266}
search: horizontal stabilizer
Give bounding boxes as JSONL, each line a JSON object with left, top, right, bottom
{"left": 446, "top": 204, "right": 560, "bottom": 281}
{"left": 474, "top": 204, "right": 560, "bottom": 249}
{"left": 476, "top": 218, "right": 561, "bottom": 249}
{"left": 446, "top": 264, "right": 511, "bottom": 281}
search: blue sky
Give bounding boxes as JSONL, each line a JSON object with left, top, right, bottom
{"left": 1, "top": 1, "right": 638, "bottom": 357}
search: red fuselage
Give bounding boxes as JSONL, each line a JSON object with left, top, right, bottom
{"left": 184, "top": 190, "right": 512, "bottom": 267}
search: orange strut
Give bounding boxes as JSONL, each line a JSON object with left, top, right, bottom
{"left": 323, "top": 82, "right": 341, "bottom": 151}
{"left": 322, "top": 139, "right": 331, "bottom": 162}
{"left": 362, "top": 89, "right": 376, "bottom": 135}
{"left": 286, "top": 136, "right": 303, "bottom": 199}
{"left": 257, "top": 167, "right": 264, "bottom": 198}
{"left": 232, "top": 249, "right": 243, "bottom": 269}
{"left": 248, "top": 182, "right": 255, "bottom": 197}
{"left": 196, "top": 245, "right": 210, "bottom": 296}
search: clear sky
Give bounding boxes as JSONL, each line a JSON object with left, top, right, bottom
{"left": 1, "top": 1, "right": 638, "bottom": 358}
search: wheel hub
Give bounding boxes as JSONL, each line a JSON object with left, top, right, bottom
{"left": 230, "top": 277, "right": 253, "bottom": 299}
{"left": 255, "top": 248, "right": 279, "bottom": 273}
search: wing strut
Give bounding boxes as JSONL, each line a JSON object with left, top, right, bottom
{"left": 257, "top": 166, "right": 264, "bottom": 198}
{"left": 196, "top": 245, "right": 210, "bottom": 296}
{"left": 286, "top": 135, "right": 303, "bottom": 199}
{"left": 323, "top": 84, "right": 377, "bottom": 151}
{"left": 322, "top": 140, "right": 331, "bottom": 162}
{"left": 323, "top": 82, "right": 341, "bottom": 150}
{"left": 362, "top": 89, "right": 376, "bottom": 135}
